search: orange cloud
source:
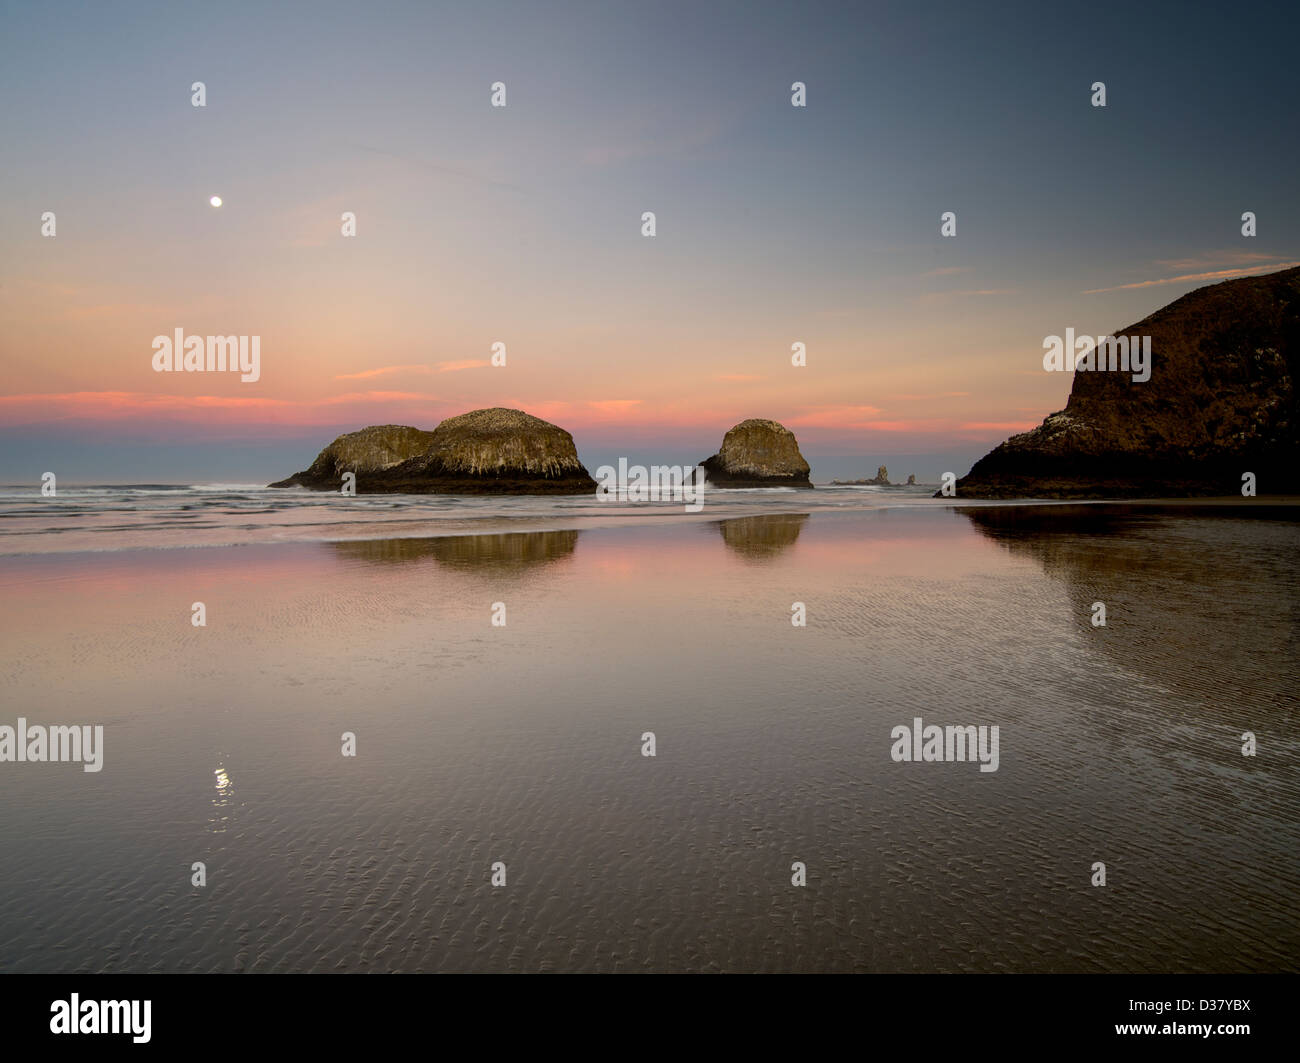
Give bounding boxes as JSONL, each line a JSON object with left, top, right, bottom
{"left": 333, "top": 361, "right": 484, "bottom": 380}
{"left": 334, "top": 365, "right": 431, "bottom": 380}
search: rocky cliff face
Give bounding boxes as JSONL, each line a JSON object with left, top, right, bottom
{"left": 953, "top": 266, "right": 1300, "bottom": 498}
{"left": 699, "top": 419, "right": 813, "bottom": 488}
{"left": 269, "top": 425, "right": 437, "bottom": 488}
{"left": 271, "top": 408, "right": 596, "bottom": 494}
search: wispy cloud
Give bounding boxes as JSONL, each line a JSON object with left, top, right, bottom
{"left": 787, "top": 405, "right": 885, "bottom": 429}
{"left": 334, "top": 365, "right": 432, "bottom": 381}
{"left": 889, "top": 391, "right": 970, "bottom": 400}
{"left": 1084, "top": 261, "right": 1300, "bottom": 294}
{"left": 334, "top": 361, "right": 485, "bottom": 380}
{"left": 921, "top": 266, "right": 971, "bottom": 277}
{"left": 0, "top": 391, "right": 294, "bottom": 412}
{"left": 1155, "top": 251, "right": 1286, "bottom": 271}
{"left": 586, "top": 399, "right": 642, "bottom": 414}
{"left": 0, "top": 390, "right": 443, "bottom": 425}
{"left": 960, "top": 421, "right": 1037, "bottom": 432}
{"left": 858, "top": 421, "right": 928, "bottom": 432}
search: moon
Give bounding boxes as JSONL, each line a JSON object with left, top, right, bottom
{"left": 209, "top": 195, "right": 222, "bottom": 207}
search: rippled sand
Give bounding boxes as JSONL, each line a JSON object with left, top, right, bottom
{"left": 0, "top": 506, "right": 1296, "bottom": 972}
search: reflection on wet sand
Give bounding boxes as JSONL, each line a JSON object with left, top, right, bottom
{"left": 331, "top": 529, "right": 581, "bottom": 570}
{"left": 716, "top": 513, "right": 809, "bottom": 561}
{"left": 959, "top": 504, "right": 1300, "bottom": 713}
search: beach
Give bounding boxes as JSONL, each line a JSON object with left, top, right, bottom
{"left": 1, "top": 497, "right": 1295, "bottom": 972}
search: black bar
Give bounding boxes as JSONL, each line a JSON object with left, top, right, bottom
{"left": 1, "top": 974, "right": 1285, "bottom": 1050}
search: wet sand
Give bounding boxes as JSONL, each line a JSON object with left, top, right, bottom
{"left": 0, "top": 506, "right": 1296, "bottom": 972}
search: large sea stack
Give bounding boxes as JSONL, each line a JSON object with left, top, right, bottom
{"left": 700, "top": 419, "right": 813, "bottom": 488}
{"left": 271, "top": 408, "right": 597, "bottom": 494}
{"left": 951, "top": 266, "right": 1300, "bottom": 498}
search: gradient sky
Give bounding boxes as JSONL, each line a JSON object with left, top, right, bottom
{"left": 2, "top": 0, "right": 1297, "bottom": 482}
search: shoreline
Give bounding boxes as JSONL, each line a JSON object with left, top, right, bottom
{"left": 1, "top": 494, "right": 1297, "bottom": 561}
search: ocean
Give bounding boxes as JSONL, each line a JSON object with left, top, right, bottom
{"left": 0, "top": 486, "right": 1296, "bottom": 971}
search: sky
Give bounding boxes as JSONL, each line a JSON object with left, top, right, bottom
{"left": 1, "top": 0, "right": 1297, "bottom": 483}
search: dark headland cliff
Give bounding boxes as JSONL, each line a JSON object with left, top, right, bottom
{"left": 950, "top": 266, "right": 1300, "bottom": 499}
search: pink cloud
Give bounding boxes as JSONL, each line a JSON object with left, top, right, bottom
{"left": 586, "top": 400, "right": 642, "bottom": 414}
{"left": 786, "top": 405, "right": 885, "bottom": 428}
{"left": 859, "top": 420, "right": 927, "bottom": 432}
{"left": 960, "top": 421, "right": 1037, "bottom": 432}
{"left": 0, "top": 390, "right": 444, "bottom": 427}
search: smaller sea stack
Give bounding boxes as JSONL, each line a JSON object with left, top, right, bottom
{"left": 699, "top": 419, "right": 813, "bottom": 488}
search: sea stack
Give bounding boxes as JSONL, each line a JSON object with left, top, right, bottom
{"left": 949, "top": 266, "right": 1300, "bottom": 498}
{"left": 268, "top": 425, "right": 437, "bottom": 488}
{"left": 699, "top": 419, "right": 813, "bottom": 488}
{"left": 271, "top": 408, "right": 597, "bottom": 494}
{"left": 830, "top": 465, "right": 891, "bottom": 486}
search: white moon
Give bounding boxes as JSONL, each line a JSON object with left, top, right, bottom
{"left": 209, "top": 196, "right": 222, "bottom": 207}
